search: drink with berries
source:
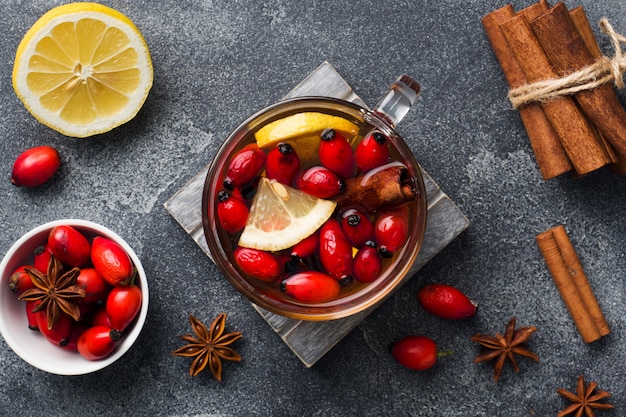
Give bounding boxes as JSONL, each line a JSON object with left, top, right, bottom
{"left": 203, "top": 76, "right": 426, "bottom": 320}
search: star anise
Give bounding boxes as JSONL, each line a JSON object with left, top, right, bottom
{"left": 557, "top": 375, "right": 614, "bottom": 417}
{"left": 172, "top": 313, "right": 242, "bottom": 381}
{"left": 17, "top": 255, "right": 84, "bottom": 330}
{"left": 470, "top": 317, "right": 539, "bottom": 381}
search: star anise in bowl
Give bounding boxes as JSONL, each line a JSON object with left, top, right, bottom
{"left": 172, "top": 313, "right": 242, "bottom": 381}
{"left": 470, "top": 317, "right": 539, "bottom": 381}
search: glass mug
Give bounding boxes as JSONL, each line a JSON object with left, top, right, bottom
{"left": 202, "top": 76, "right": 426, "bottom": 321}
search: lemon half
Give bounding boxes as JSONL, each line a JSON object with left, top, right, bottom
{"left": 255, "top": 112, "right": 359, "bottom": 163}
{"left": 12, "top": 2, "right": 153, "bottom": 138}
{"left": 238, "top": 177, "right": 337, "bottom": 252}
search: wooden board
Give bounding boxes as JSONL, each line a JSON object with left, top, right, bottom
{"left": 164, "top": 61, "right": 470, "bottom": 367}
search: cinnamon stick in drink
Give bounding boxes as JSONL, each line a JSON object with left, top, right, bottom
{"left": 536, "top": 225, "right": 610, "bottom": 344}
{"left": 499, "top": 13, "right": 612, "bottom": 175}
{"left": 531, "top": 2, "right": 626, "bottom": 159}
{"left": 482, "top": 5, "right": 571, "bottom": 180}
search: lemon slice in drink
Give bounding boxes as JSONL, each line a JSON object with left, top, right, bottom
{"left": 12, "top": 2, "right": 153, "bottom": 138}
{"left": 255, "top": 112, "right": 359, "bottom": 163}
{"left": 238, "top": 177, "right": 337, "bottom": 252}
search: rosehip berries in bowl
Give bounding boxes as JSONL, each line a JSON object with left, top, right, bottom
{"left": 417, "top": 283, "right": 477, "bottom": 320}
{"left": 0, "top": 219, "right": 148, "bottom": 375}
{"left": 11, "top": 145, "right": 61, "bottom": 188}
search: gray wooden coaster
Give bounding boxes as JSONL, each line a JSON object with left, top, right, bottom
{"left": 164, "top": 61, "right": 470, "bottom": 367}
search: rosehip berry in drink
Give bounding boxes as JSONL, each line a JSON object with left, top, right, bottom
{"left": 375, "top": 207, "right": 409, "bottom": 258}
{"left": 290, "top": 231, "right": 319, "bottom": 262}
{"left": 341, "top": 209, "right": 375, "bottom": 248}
{"left": 223, "top": 143, "right": 266, "bottom": 190}
{"left": 11, "top": 145, "right": 61, "bottom": 187}
{"left": 217, "top": 190, "right": 249, "bottom": 234}
{"left": 319, "top": 219, "right": 353, "bottom": 285}
{"left": 353, "top": 243, "right": 383, "bottom": 283}
{"left": 234, "top": 247, "right": 282, "bottom": 282}
{"left": 280, "top": 271, "right": 341, "bottom": 303}
{"left": 265, "top": 142, "right": 300, "bottom": 185}
{"left": 8, "top": 266, "right": 34, "bottom": 295}
{"left": 391, "top": 336, "right": 439, "bottom": 371}
{"left": 33, "top": 244, "right": 52, "bottom": 274}
{"left": 417, "top": 284, "right": 477, "bottom": 320}
{"left": 355, "top": 131, "right": 390, "bottom": 172}
{"left": 296, "top": 166, "right": 345, "bottom": 198}
{"left": 319, "top": 128, "right": 355, "bottom": 178}
{"left": 48, "top": 225, "right": 91, "bottom": 268}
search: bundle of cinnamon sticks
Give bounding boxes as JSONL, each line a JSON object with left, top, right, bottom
{"left": 483, "top": 1, "right": 626, "bottom": 179}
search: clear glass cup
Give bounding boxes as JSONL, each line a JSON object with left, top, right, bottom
{"left": 202, "top": 76, "right": 426, "bottom": 321}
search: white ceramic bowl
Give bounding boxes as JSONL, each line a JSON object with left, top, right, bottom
{"left": 0, "top": 219, "right": 149, "bottom": 375}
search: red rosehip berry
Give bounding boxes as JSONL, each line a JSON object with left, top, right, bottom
{"left": 319, "top": 128, "right": 355, "bottom": 179}
{"left": 417, "top": 284, "right": 477, "bottom": 320}
{"left": 319, "top": 219, "right": 353, "bottom": 285}
{"left": 234, "top": 247, "right": 282, "bottom": 282}
{"left": 391, "top": 336, "right": 441, "bottom": 371}
{"left": 296, "top": 166, "right": 345, "bottom": 198}
{"left": 290, "top": 231, "right": 319, "bottom": 262}
{"left": 353, "top": 243, "right": 383, "bottom": 283}
{"left": 217, "top": 190, "right": 249, "bottom": 233}
{"left": 280, "top": 271, "right": 341, "bottom": 303}
{"left": 375, "top": 207, "right": 409, "bottom": 258}
{"left": 33, "top": 244, "right": 52, "bottom": 274}
{"left": 8, "top": 266, "right": 35, "bottom": 295}
{"left": 265, "top": 142, "right": 300, "bottom": 185}
{"left": 11, "top": 145, "right": 61, "bottom": 187}
{"left": 223, "top": 143, "right": 266, "bottom": 190}
{"left": 355, "top": 131, "right": 390, "bottom": 172}
{"left": 341, "top": 209, "right": 375, "bottom": 248}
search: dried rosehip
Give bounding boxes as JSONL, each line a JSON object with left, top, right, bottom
{"left": 11, "top": 145, "right": 61, "bottom": 187}
{"left": 353, "top": 243, "right": 383, "bottom": 283}
{"left": 375, "top": 207, "right": 409, "bottom": 258}
{"left": 341, "top": 209, "right": 375, "bottom": 248}
{"left": 355, "top": 131, "right": 390, "bottom": 172}
{"left": 319, "top": 219, "right": 353, "bottom": 285}
{"left": 280, "top": 271, "right": 341, "bottom": 303}
{"left": 217, "top": 190, "right": 249, "bottom": 234}
{"left": 234, "top": 247, "right": 282, "bottom": 282}
{"left": 319, "top": 128, "right": 355, "bottom": 178}
{"left": 296, "top": 166, "right": 344, "bottom": 198}
{"left": 223, "top": 143, "right": 266, "bottom": 190}
{"left": 265, "top": 142, "right": 300, "bottom": 185}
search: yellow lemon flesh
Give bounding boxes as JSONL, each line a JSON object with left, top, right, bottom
{"left": 238, "top": 177, "right": 337, "bottom": 252}
{"left": 254, "top": 112, "right": 359, "bottom": 164}
{"left": 12, "top": 2, "right": 153, "bottom": 138}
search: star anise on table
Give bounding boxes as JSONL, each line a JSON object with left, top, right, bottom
{"left": 17, "top": 256, "right": 84, "bottom": 330}
{"left": 172, "top": 313, "right": 242, "bottom": 381}
{"left": 557, "top": 375, "right": 614, "bottom": 417}
{"left": 470, "top": 317, "right": 539, "bottom": 381}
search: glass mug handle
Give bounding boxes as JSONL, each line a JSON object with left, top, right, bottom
{"left": 370, "top": 75, "right": 421, "bottom": 128}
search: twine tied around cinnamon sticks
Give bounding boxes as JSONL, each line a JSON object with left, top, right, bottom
{"left": 508, "top": 18, "right": 626, "bottom": 108}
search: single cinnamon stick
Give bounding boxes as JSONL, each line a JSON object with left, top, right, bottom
{"left": 536, "top": 225, "right": 610, "bottom": 343}
{"left": 332, "top": 162, "right": 417, "bottom": 212}
{"left": 482, "top": 5, "right": 571, "bottom": 180}
{"left": 531, "top": 2, "right": 626, "bottom": 159}
{"left": 569, "top": 6, "right": 626, "bottom": 174}
{"left": 500, "top": 13, "right": 612, "bottom": 175}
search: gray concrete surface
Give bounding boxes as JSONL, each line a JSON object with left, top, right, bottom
{"left": 1, "top": 0, "right": 626, "bottom": 416}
